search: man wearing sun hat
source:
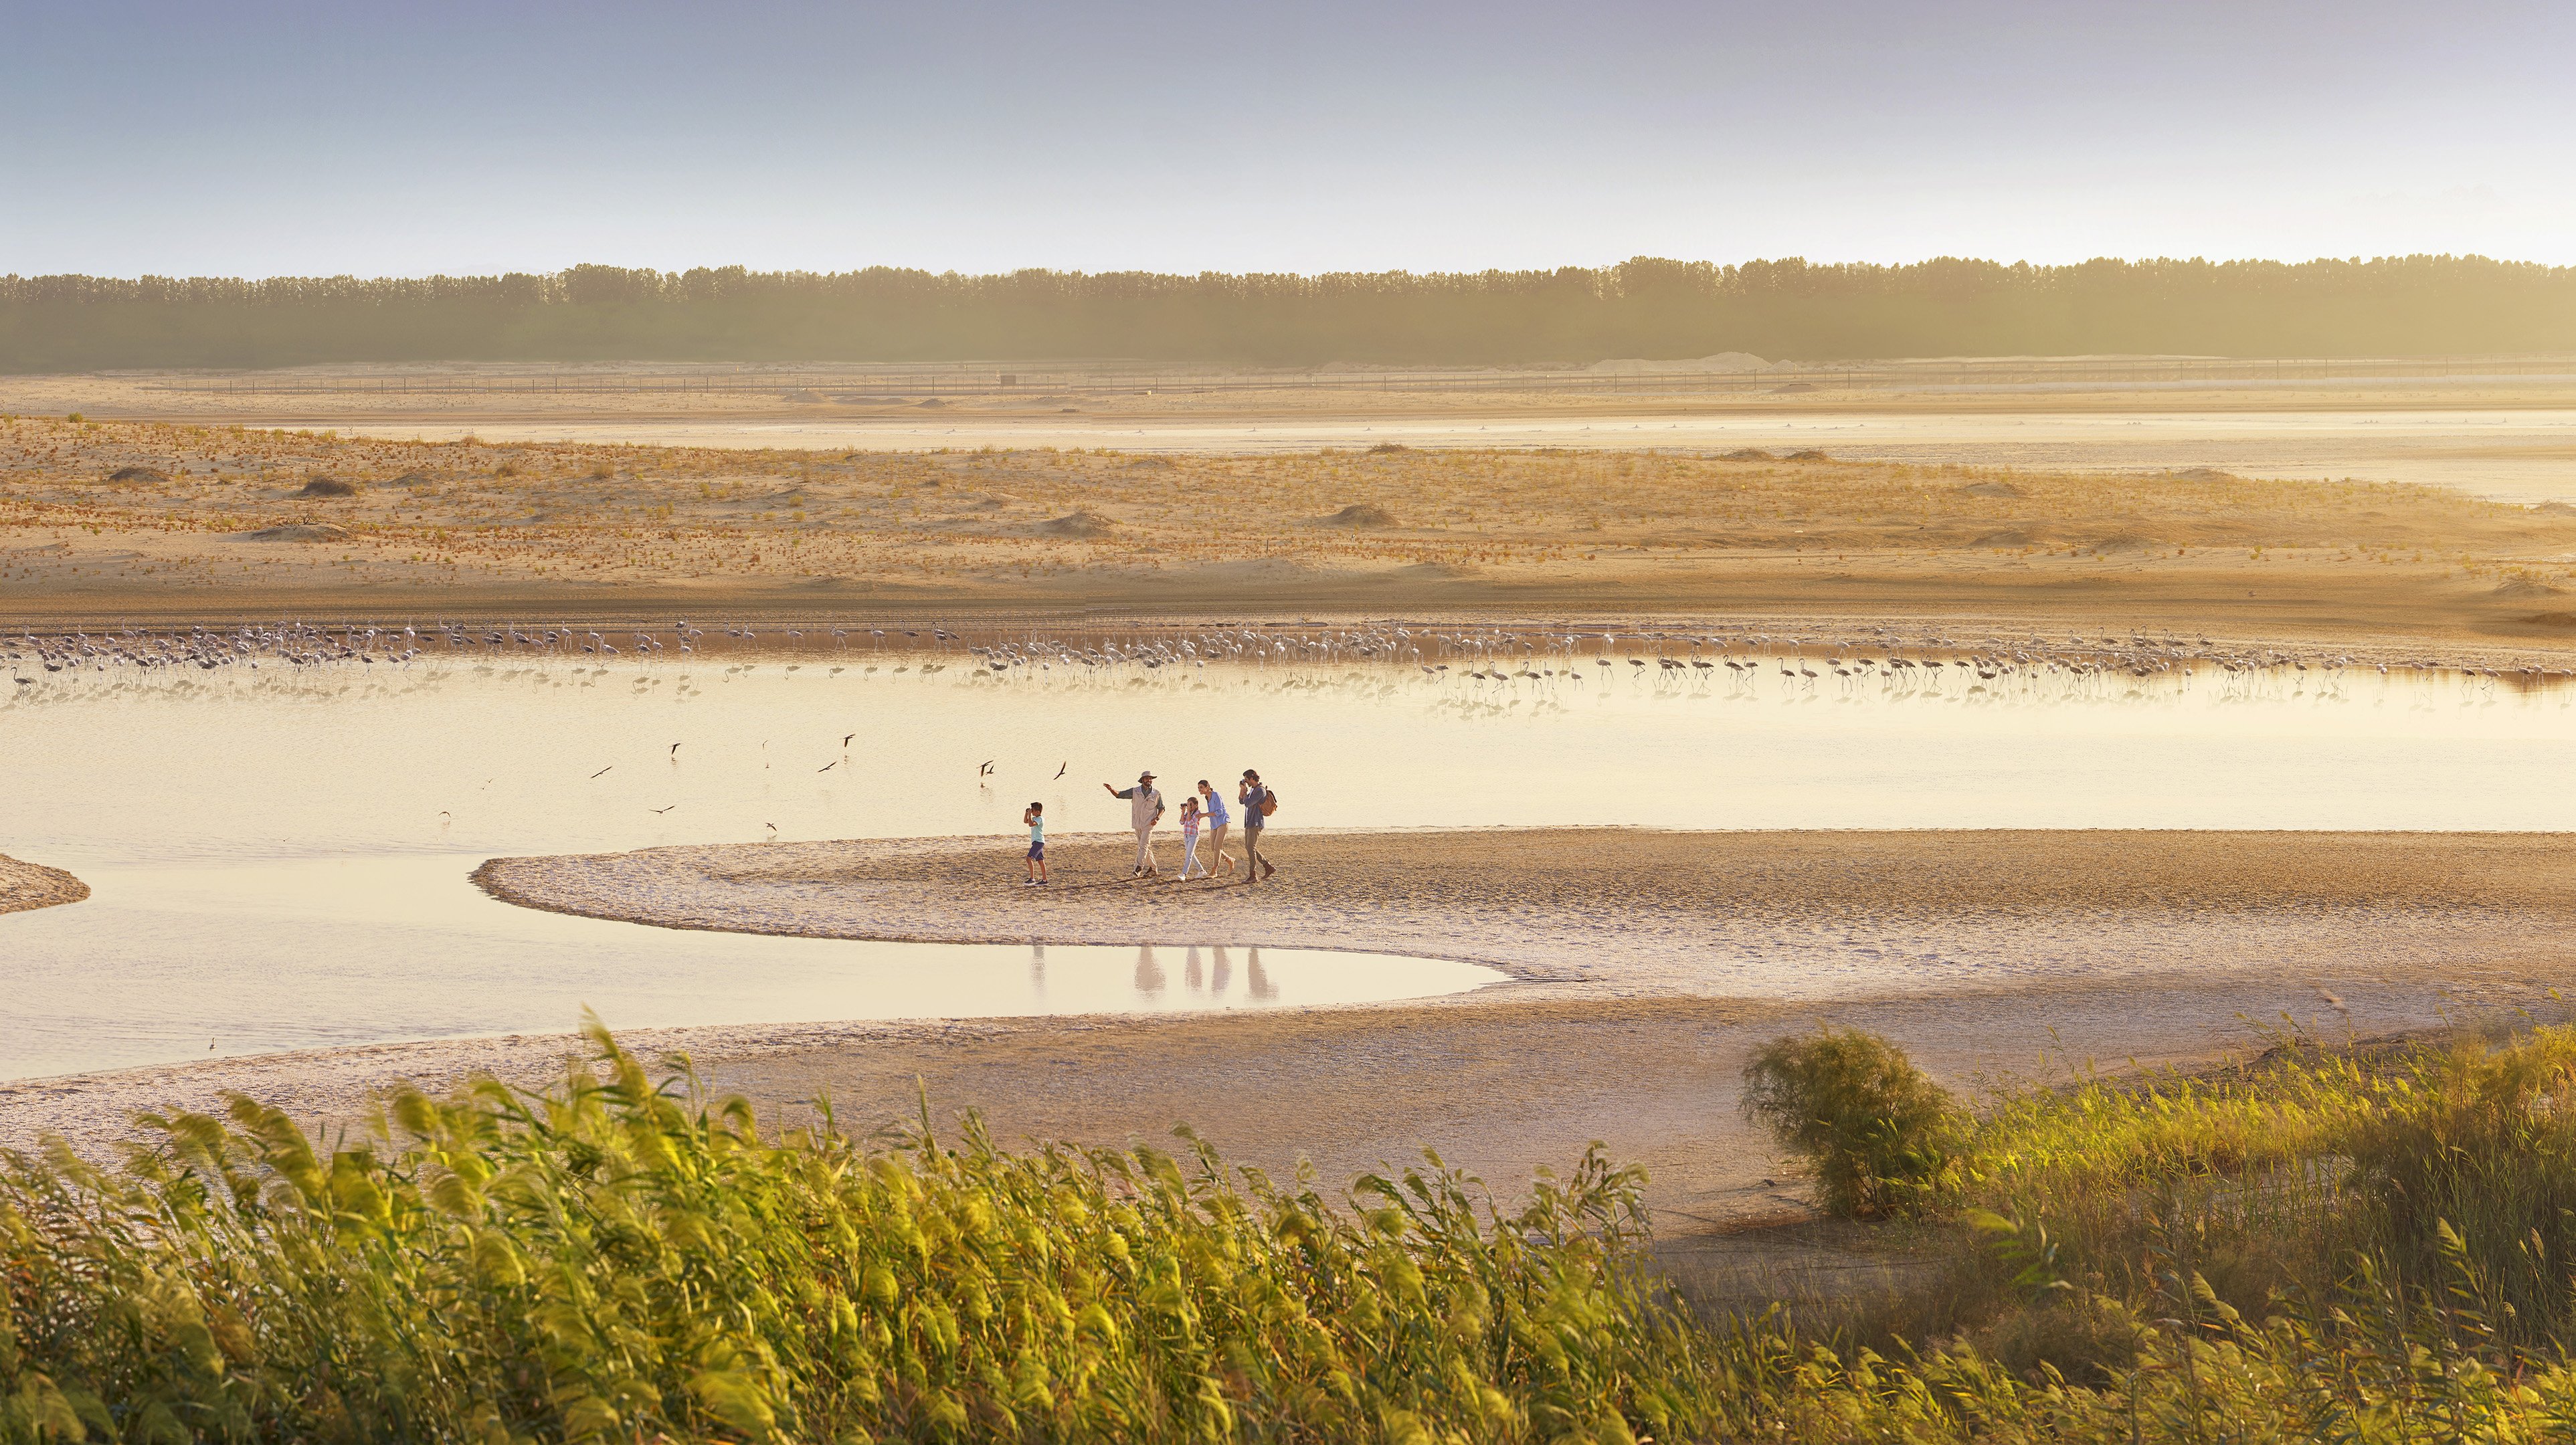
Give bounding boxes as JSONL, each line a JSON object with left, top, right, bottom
{"left": 1103, "top": 769, "right": 1166, "bottom": 877}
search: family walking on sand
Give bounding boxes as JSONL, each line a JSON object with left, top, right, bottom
{"left": 1018, "top": 769, "right": 1279, "bottom": 886}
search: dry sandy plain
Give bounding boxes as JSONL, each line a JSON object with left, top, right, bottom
{"left": 13, "top": 362, "right": 2576, "bottom": 495}
{"left": 9, "top": 373, "right": 2576, "bottom": 1244}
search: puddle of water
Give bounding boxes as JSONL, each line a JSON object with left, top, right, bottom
{"left": 7, "top": 657, "right": 2575, "bottom": 1079}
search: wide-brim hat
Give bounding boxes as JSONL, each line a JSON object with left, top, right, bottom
{"left": 1138, "top": 771, "right": 1156, "bottom": 781}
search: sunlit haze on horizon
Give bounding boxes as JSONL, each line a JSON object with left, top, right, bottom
{"left": 5, "top": 0, "right": 2573, "bottom": 278}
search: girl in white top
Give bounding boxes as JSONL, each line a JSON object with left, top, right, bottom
{"left": 1176, "top": 796, "right": 1206, "bottom": 879}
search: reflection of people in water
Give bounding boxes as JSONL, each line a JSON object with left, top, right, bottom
{"left": 1133, "top": 943, "right": 1166, "bottom": 997}
{"left": 1246, "top": 945, "right": 1275, "bottom": 1001}
{"left": 1210, "top": 946, "right": 1233, "bottom": 995}
{"left": 1028, "top": 943, "right": 1046, "bottom": 993}
{"left": 1185, "top": 944, "right": 1205, "bottom": 992}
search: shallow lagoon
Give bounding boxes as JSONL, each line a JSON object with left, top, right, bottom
{"left": 7, "top": 654, "right": 2573, "bottom": 1079}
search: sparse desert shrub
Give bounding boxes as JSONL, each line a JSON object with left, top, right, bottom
{"left": 1320, "top": 503, "right": 1395, "bottom": 527}
{"left": 1038, "top": 509, "right": 1113, "bottom": 537}
{"left": 1742, "top": 1028, "right": 1961, "bottom": 1218}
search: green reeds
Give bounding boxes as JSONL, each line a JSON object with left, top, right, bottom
{"left": 0, "top": 1024, "right": 1714, "bottom": 1444}
{"left": 18, "top": 1022, "right": 2576, "bottom": 1442}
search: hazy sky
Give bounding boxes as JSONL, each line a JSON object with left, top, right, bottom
{"left": 5, "top": 1, "right": 2570, "bottom": 278}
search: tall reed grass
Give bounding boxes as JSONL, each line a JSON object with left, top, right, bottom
{"left": 0, "top": 1024, "right": 1711, "bottom": 1444}
{"left": 15, "top": 1022, "right": 2576, "bottom": 1442}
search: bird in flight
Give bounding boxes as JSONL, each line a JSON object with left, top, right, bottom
{"left": 818, "top": 759, "right": 838, "bottom": 772}
{"left": 843, "top": 733, "right": 856, "bottom": 747}
{"left": 1054, "top": 761, "right": 1067, "bottom": 779}
{"left": 590, "top": 765, "right": 614, "bottom": 779}
{"left": 979, "top": 760, "right": 995, "bottom": 777}
{"left": 651, "top": 804, "right": 676, "bottom": 814}
{"left": 669, "top": 742, "right": 681, "bottom": 755}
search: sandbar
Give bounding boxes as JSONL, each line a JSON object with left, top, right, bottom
{"left": 0, "top": 853, "right": 86, "bottom": 915}
{"left": 474, "top": 828, "right": 2576, "bottom": 1002}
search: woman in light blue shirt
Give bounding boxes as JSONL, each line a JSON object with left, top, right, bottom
{"left": 1196, "top": 779, "right": 1234, "bottom": 878}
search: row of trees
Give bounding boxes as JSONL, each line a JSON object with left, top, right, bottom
{"left": 5, "top": 255, "right": 2571, "bottom": 370}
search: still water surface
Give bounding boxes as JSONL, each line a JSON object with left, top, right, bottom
{"left": 7, "top": 657, "right": 2573, "bottom": 1079}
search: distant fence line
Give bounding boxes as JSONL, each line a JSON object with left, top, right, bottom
{"left": 136, "top": 354, "right": 2576, "bottom": 401}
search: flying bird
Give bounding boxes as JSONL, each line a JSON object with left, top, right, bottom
{"left": 818, "top": 760, "right": 838, "bottom": 772}
{"left": 979, "top": 759, "right": 994, "bottom": 777}
{"left": 669, "top": 742, "right": 681, "bottom": 755}
{"left": 1054, "top": 761, "right": 1067, "bottom": 779}
{"left": 589, "top": 765, "right": 614, "bottom": 779}
{"left": 650, "top": 804, "right": 676, "bottom": 814}
{"left": 842, "top": 733, "right": 856, "bottom": 747}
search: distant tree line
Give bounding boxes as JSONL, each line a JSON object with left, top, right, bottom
{"left": 3, "top": 255, "right": 2571, "bottom": 371}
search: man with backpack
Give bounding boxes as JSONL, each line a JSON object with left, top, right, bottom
{"left": 1238, "top": 769, "right": 1279, "bottom": 883}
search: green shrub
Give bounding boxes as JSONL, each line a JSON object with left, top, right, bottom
{"left": 1741, "top": 1028, "right": 1961, "bottom": 1219}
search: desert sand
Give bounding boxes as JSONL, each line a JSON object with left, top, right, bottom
{"left": 13, "top": 361, "right": 2576, "bottom": 493}
{"left": 9, "top": 413, "right": 2576, "bottom": 656}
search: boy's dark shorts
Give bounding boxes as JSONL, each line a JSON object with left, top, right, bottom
{"left": 1026, "top": 842, "right": 1045, "bottom": 860}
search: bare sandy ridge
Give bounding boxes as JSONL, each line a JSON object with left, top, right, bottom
{"left": 474, "top": 828, "right": 2576, "bottom": 1002}
{"left": 0, "top": 852, "right": 86, "bottom": 915}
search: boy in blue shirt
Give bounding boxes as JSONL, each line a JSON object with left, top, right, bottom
{"left": 1022, "top": 801, "right": 1048, "bottom": 886}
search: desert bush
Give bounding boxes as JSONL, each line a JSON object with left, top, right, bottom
{"left": 1742, "top": 1028, "right": 1962, "bottom": 1219}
